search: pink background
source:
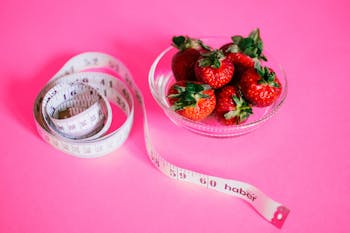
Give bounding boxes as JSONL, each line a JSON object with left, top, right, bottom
{"left": 1, "top": 0, "right": 349, "bottom": 232}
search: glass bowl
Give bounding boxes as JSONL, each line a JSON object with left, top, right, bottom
{"left": 148, "top": 37, "right": 288, "bottom": 137}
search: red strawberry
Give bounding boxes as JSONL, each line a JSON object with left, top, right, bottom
{"left": 216, "top": 85, "right": 252, "bottom": 125}
{"left": 194, "top": 50, "right": 234, "bottom": 89}
{"left": 167, "top": 81, "right": 216, "bottom": 121}
{"left": 239, "top": 63, "right": 282, "bottom": 107}
{"left": 220, "top": 28, "right": 267, "bottom": 70}
{"left": 226, "top": 52, "right": 255, "bottom": 69}
{"left": 171, "top": 36, "right": 210, "bottom": 81}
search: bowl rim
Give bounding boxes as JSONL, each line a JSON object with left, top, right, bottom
{"left": 148, "top": 39, "right": 288, "bottom": 134}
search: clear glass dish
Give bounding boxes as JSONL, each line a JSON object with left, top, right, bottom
{"left": 148, "top": 37, "right": 288, "bottom": 137}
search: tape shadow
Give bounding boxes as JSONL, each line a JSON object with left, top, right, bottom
{"left": 4, "top": 53, "right": 80, "bottom": 137}
{"left": 110, "top": 38, "right": 169, "bottom": 165}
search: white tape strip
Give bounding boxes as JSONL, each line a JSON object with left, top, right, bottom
{"left": 33, "top": 52, "right": 289, "bottom": 228}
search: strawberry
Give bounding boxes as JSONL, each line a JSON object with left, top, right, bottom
{"left": 215, "top": 85, "right": 252, "bottom": 125}
{"left": 239, "top": 63, "right": 282, "bottom": 107}
{"left": 167, "top": 81, "right": 216, "bottom": 121}
{"left": 194, "top": 50, "right": 234, "bottom": 89}
{"left": 171, "top": 36, "right": 210, "bottom": 81}
{"left": 220, "top": 28, "right": 267, "bottom": 70}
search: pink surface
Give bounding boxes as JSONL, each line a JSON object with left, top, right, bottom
{"left": 0, "top": 0, "right": 349, "bottom": 232}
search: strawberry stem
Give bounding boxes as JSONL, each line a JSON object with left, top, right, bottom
{"left": 224, "top": 94, "right": 252, "bottom": 123}
{"left": 198, "top": 50, "right": 225, "bottom": 69}
{"left": 229, "top": 28, "right": 267, "bottom": 61}
{"left": 168, "top": 82, "right": 211, "bottom": 111}
{"left": 172, "top": 35, "right": 211, "bottom": 51}
{"left": 254, "top": 62, "right": 280, "bottom": 88}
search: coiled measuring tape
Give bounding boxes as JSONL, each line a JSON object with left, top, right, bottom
{"left": 33, "top": 52, "right": 289, "bottom": 228}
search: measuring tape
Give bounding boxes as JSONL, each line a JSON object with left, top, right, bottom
{"left": 33, "top": 52, "right": 289, "bottom": 228}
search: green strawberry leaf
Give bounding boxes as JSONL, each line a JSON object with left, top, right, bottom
{"left": 254, "top": 62, "right": 280, "bottom": 88}
{"left": 260, "top": 54, "right": 268, "bottom": 61}
{"left": 239, "top": 37, "right": 254, "bottom": 49}
{"left": 231, "top": 28, "right": 267, "bottom": 61}
{"left": 213, "top": 59, "right": 221, "bottom": 69}
{"left": 231, "top": 35, "right": 243, "bottom": 44}
{"left": 198, "top": 50, "right": 224, "bottom": 69}
{"left": 186, "top": 82, "right": 204, "bottom": 93}
{"left": 248, "top": 28, "right": 260, "bottom": 42}
{"left": 172, "top": 36, "right": 186, "bottom": 48}
{"left": 183, "top": 95, "right": 196, "bottom": 105}
{"left": 199, "top": 58, "right": 212, "bottom": 68}
{"left": 224, "top": 93, "right": 252, "bottom": 123}
{"left": 167, "top": 93, "right": 181, "bottom": 98}
{"left": 225, "top": 44, "right": 240, "bottom": 53}
{"left": 168, "top": 82, "right": 211, "bottom": 110}
{"left": 198, "top": 40, "right": 212, "bottom": 51}
{"left": 172, "top": 35, "right": 211, "bottom": 51}
{"left": 224, "top": 110, "right": 239, "bottom": 119}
